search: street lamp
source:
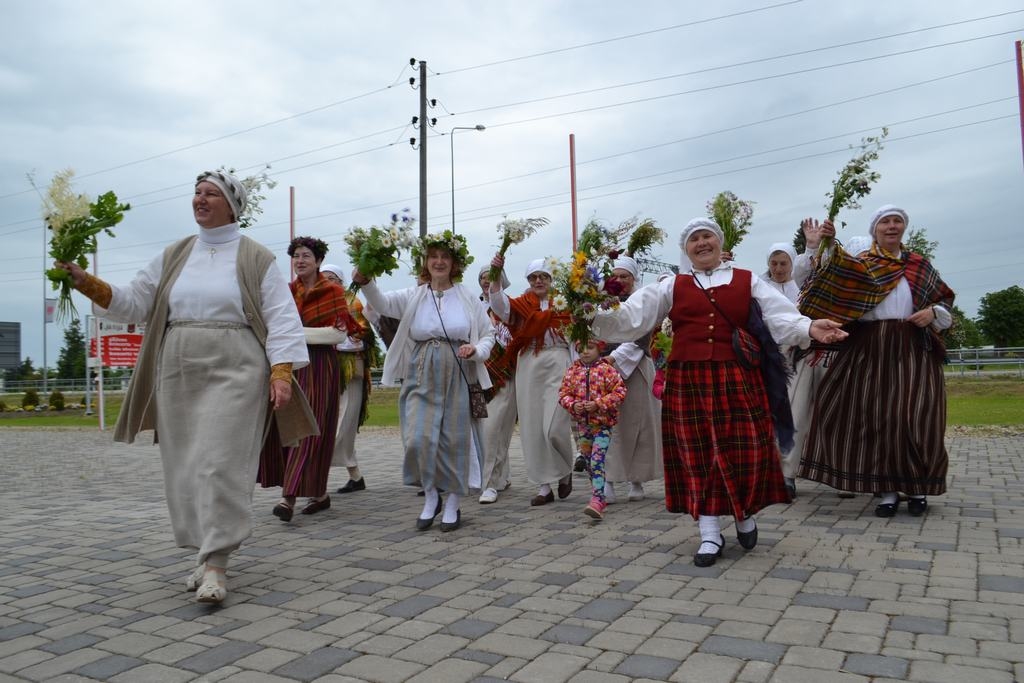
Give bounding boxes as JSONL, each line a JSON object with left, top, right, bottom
{"left": 450, "top": 125, "right": 486, "bottom": 234}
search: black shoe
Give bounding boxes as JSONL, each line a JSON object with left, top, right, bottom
{"left": 336, "top": 478, "right": 366, "bottom": 494}
{"left": 416, "top": 498, "right": 443, "bottom": 531}
{"left": 272, "top": 502, "right": 293, "bottom": 522}
{"left": 907, "top": 498, "right": 927, "bottom": 516}
{"left": 736, "top": 521, "right": 758, "bottom": 550}
{"left": 694, "top": 534, "right": 724, "bottom": 567}
{"left": 875, "top": 501, "right": 899, "bottom": 517}
{"left": 573, "top": 455, "right": 586, "bottom": 473}
{"left": 439, "top": 509, "right": 461, "bottom": 532}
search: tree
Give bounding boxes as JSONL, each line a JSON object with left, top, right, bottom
{"left": 904, "top": 227, "right": 938, "bottom": 260}
{"left": 791, "top": 226, "right": 806, "bottom": 255}
{"left": 947, "top": 305, "right": 984, "bottom": 349}
{"left": 977, "top": 285, "right": 1024, "bottom": 347}
{"left": 56, "top": 318, "right": 87, "bottom": 379}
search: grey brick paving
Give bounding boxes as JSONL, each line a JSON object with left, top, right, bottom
{"left": 2, "top": 427, "right": 1024, "bottom": 682}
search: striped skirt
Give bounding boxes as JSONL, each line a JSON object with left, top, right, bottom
{"left": 662, "top": 360, "right": 788, "bottom": 519}
{"left": 399, "top": 339, "right": 481, "bottom": 495}
{"left": 258, "top": 345, "right": 340, "bottom": 497}
{"left": 799, "top": 320, "right": 948, "bottom": 495}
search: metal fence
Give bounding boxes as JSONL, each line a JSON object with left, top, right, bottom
{"left": 1, "top": 368, "right": 388, "bottom": 395}
{"left": 945, "top": 346, "right": 1024, "bottom": 377}
{"left": 2, "top": 349, "right": 1020, "bottom": 395}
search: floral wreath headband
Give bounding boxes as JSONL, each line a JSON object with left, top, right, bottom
{"left": 288, "top": 236, "right": 329, "bottom": 261}
{"left": 412, "top": 230, "right": 474, "bottom": 269}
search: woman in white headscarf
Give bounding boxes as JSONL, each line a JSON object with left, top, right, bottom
{"left": 761, "top": 242, "right": 800, "bottom": 303}
{"left": 593, "top": 218, "right": 847, "bottom": 566}
{"left": 601, "top": 255, "right": 662, "bottom": 503}
{"left": 797, "top": 206, "right": 954, "bottom": 517}
{"left": 488, "top": 254, "right": 576, "bottom": 507}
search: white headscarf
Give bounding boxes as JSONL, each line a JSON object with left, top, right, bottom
{"left": 612, "top": 255, "right": 639, "bottom": 278}
{"left": 479, "top": 265, "right": 511, "bottom": 290}
{"left": 320, "top": 263, "right": 345, "bottom": 282}
{"left": 679, "top": 218, "right": 724, "bottom": 271}
{"left": 196, "top": 170, "right": 247, "bottom": 222}
{"left": 844, "top": 235, "right": 873, "bottom": 256}
{"left": 868, "top": 205, "right": 909, "bottom": 236}
{"left": 763, "top": 242, "right": 797, "bottom": 282}
{"left": 766, "top": 242, "right": 796, "bottom": 266}
{"left": 524, "top": 258, "right": 552, "bottom": 279}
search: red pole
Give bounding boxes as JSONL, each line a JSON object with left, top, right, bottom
{"left": 289, "top": 186, "right": 296, "bottom": 280}
{"left": 569, "top": 133, "right": 578, "bottom": 250}
{"left": 1016, "top": 40, "right": 1024, "bottom": 172}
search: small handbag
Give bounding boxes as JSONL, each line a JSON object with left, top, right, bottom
{"left": 467, "top": 382, "right": 489, "bottom": 419}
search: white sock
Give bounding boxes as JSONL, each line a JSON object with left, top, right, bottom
{"left": 736, "top": 516, "right": 756, "bottom": 533}
{"left": 696, "top": 516, "right": 720, "bottom": 540}
{"left": 442, "top": 493, "right": 461, "bottom": 523}
{"left": 420, "top": 487, "right": 440, "bottom": 519}
{"left": 348, "top": 466, "right": 361, "bottom": 481}
{"left": 538, "top": 483, "right": 552, "bottom": 496}
{"left": 880, "top": 492, "right": 898, "bottom": 505}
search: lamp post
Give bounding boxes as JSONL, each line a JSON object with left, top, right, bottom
{"left": 450, "top": 125, "right": 486, "bottom": 233}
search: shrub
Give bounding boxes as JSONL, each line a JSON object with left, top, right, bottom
{"left": 22, "top": 389, "right": 39, "bottom": 410}
{"left": 49, "top": 391, "right": 65, "bottom": 411}
{"left": 0, "top": 400, "right": 6, "bottom": 412}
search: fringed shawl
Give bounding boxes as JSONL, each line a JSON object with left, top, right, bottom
{"left": 506, "top": 290, "right": 572, "bottom": 358}
{"left": 799, "top": 243, "right": 954, "bottom": 325}
{"left": 292, "top": 273, "right": 359, "bottom": 333}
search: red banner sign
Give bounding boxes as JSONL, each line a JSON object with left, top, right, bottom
{"left": 90, "top": 334, "right": 144, "bottom": 367}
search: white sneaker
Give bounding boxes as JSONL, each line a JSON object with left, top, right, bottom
{"left": 478, "top": 488, "right": 498, "bottom": 504}
{"left": 604, "top": 482, "right": 617, "bottom": 505}
{"left": 628, "top": 482, "right": 645, "bottom": 501}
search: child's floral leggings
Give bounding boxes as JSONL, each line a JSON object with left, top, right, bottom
{"left": 576, "top": 421, "right": 612, "bottom": 501}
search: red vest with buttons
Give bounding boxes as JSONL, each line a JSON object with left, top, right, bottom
{"left": 668, "top": 269, "right": 752, "bottom": 362}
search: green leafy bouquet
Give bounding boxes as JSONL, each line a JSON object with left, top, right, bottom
{"left": 706, "top": 191, "right": 755, "bottom": 252}
{"left": 35, "top": 169, "right": 130, "bottom": 322}
{"left": 820, "top": 128, "right": 888, "bottom": 257}
{"left": 343, "top": 209, "right": 418, "bottom": 292}
{"left": 489, "top": 216, "right": 549, "bottom": 282}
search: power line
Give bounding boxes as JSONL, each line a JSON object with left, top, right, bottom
{"left": 0, "top": 64, "right": 414, "bottom": 201}
{"left": 451, "top": 28, "right": 1021, "bottom": 119}
{"left": 437, "top": 6, "right": 1022, "bottom": 76}
{"left": 436, "top": 1, "right": 803, "bottom": 75}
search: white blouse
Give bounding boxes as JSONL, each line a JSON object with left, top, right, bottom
{"left": 592, "top": 264, "right": 813, "bottom": 349}
{"left": 96, "top": 223, "right": 308, "bottom": 368}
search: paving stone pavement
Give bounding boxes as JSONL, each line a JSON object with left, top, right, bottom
{"left": 0, "top": 426, "right": 1023, "bottom": 682}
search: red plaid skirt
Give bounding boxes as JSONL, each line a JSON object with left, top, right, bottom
{"left": 662, "top": 360, "right": 788, "bottom": 518}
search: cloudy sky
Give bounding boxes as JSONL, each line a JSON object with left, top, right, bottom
{"left": 1, "top": 0, "right": 1022, "bottom": 368}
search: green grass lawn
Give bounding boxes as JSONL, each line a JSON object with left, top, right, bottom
{"left": 3, "top": 378, "right": 1021, "bottom": 428}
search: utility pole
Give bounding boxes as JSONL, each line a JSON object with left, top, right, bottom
{"left": 418, "top": 60, "right": 428, "bottom": 237}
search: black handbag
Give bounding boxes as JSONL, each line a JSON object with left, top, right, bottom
{"left": 467, "top": 382, "right": 489, "bottom": 419}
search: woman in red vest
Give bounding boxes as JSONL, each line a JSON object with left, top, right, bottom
{"left": 592, "top": 218, "right": 847, "bottom": 566}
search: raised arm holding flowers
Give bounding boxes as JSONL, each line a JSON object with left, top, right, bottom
{"left": 34, "top": 169, "right": 130, "bottom": 322}
{"left": 343, "top": 209, "right": 418, "bottom": 292}
{"left": 489, "top": 216, "right": 549, "bottom": 282}
{"left": 817, "top": 128, "right": 887, "bottom": 257}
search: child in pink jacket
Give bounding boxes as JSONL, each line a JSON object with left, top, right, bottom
{"left": 558, "top": 339, "right": 627, "bottom": 520}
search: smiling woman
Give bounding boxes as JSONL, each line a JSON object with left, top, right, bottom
{"left": 49, "top": 169, "right": 314, "bottom": 605}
